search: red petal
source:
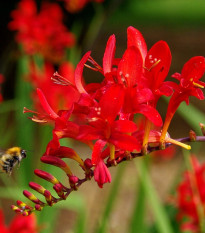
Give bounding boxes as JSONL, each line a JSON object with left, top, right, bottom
{"left": 118, "top": 47, "right": 143, "bottom": 87}
{"left": 103, "top": 34, "right": 116, "bottom": 75}
{"left": 110, "top": 133, "right": 141, "bottom": 152}
{"left": 37, "top": 88, "right": 59, "bottom": 119}
{"left": 112, "top": 120, "right": 137, "bottom": 133}
{"left": 92, "top": 139, "right": 106, "bottom": 164}
{"left": 127, "top": 26, "right": 147, "bottom": 61}
{"left": 145, "top": 41, "right": 171, "bottom": 88}
{"left": 156, "top": 82, "right": 174, "bottom": 97}
{"left": 75, "top": 51, "right": 91, "bottom": 94}
{"left": 181, "top": 56, "right": 205, "bottom": 81}
{"left": 99, "top": 84, "right": 124, "bottom": 123}
{"left": 77, "top": 125, "right": 101, "bottom": 141}
{"left": 135, "top": 104, "right": 163, "bottom": 127}
{"left": 94, "top": 159, "right": 111, "bottom": 188}
{"left": 9, "top": 214, "right": 36, "bottom": 232}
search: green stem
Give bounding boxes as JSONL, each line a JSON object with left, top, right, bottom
{"left": 95, "top": 163, "right": 126, "bottom": 233}
{"left": 136, "top": 158, "right": 174, "bottom": 233}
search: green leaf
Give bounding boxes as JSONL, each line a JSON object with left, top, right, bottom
{"left": 95, "top": 163, "right": 126, "bottom": 233}
{"left": 136, "top": 158, "right": 174, "bottom": 233}
{"left": 129, "top": 179, "right": 147, "bottom": 233}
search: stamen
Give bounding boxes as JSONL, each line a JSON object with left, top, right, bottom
{"left": 51, "top": 72, "right": 74, "bottom": 86}
{"left": 144, "top": 59, "right": 161, "bottom": 71}
{"left": 85, "top": 56, "right": 103, "bottom": 73}
{"left": 193, "top": 81, "right": 204, "bottom": 88}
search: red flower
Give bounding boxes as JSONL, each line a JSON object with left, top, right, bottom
{"left": 176, "top": 156, "right": 205, "bottom": 232}
{"left": 94, "top": 158, "right": 111, "bottom": 188}
{"left": 160, "top": 56, "right": 205, "bottom": 141}
{"left": 75, "top": 32, "right": 163, "bottom": 126}
{"left": 0, "top": 209, "right": 38, "bottom": 233}
{"left": 127, "top": 26, "right": 174, "bottom": 103}
{"left": 77, "top": 84, "right": 141, "bottom": 154}
{"left": 9, "top": 0, "right": 75, "bottom": 62}
{"left": 91, "top": 139, "right": 111, "bottom": 188}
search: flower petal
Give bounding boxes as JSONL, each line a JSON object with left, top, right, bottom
{"left": 127, "top": 26, "right": 147, "bottom": 61}
{"left": 134, "top": 104, "right": 163, "bottom": 127}
{"left": 145, "top": 40, "right": 171, "bottom": 88}
{"left": 75, "top": 51, "right": 91, "bottom": 94}
{"left": 110, "top": 133, "right": 141, "bottom": 152}
{"left": 181, "top": 56, "right": 205, "bottom": 81}
{"left": 112, "top": 120, "right": 137, "bottom": 133}
{"left": 37, "top": 88, "right": 59, "bottom": 119}
{"left": 118, "top": 47, "right": 143, "bottom": 87}
{"left": 92, "top": 139, "right": 106, "bottom": 164}
{"left": 99, "top": 84, "right": 124, "bottom": 123}
{"left": 94, "top": 159, "right": 111, "bottom": 188}
{"left": 103, "top": 34, "right": 116, "bottom": 75}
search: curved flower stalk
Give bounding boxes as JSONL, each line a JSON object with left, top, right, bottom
{"left": 11, "top": 26, "right": 205, "bottom": 215}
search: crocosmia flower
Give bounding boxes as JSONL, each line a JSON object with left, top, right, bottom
{"left": 160, "top": 56, "right": 205, "bottom": 142}
{"left": 0, "top": 209, "right": 38, "bottom": 233}
{"left": 13, "top": 26, "right": 205, "bottom": 216}
{"left": 9, "top": 0, "right": 75, "bottom": 62}
{"left": 176, "top": 156, "right": 205, "bottom": 232}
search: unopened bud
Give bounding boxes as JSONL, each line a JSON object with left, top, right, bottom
{"left": 35, "top": 204, "right": 43, "bottom": 211}
{"left": 29, "top": 182, "right": 46, "bottom": 195}
{"left": 84, "top": 158, "right": 93, "bottom": 169}
{"left": 34, "top": 169, "right": 60, "bottom": 185}
{"left": 23, "top": 190, "right": 44, "bottom": 205}
{"left": 53, "top": 183, "right": 66, "bottom": 199}
{"left": 69, "top": 175, "right": 79, "bottom": 190}
{"left": 44, "top": 190, "right": 53, "bottom": 206}
{"left": 41, "top": 156, "right": 72, "bottom": 176}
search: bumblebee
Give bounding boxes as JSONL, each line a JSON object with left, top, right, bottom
{"left": 0, "top": 147, "right": 26, "bottom": 175}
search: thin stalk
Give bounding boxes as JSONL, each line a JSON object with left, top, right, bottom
{"left": 136, "top": 157, "right": 174, "bottom": 233}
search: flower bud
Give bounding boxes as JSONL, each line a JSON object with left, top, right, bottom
{"left": 23, "top": 190, "right": 44, "bottom": 205}
{"left": 41, "top": 156, "right": 72, "bottom": 176}
{"left": 34, "top": 169, "right": 60, "bottom": 185}
{"left": 53, "top": 183, "right": 66, "bottom": 199}
{"left": 69, "top": 175, "right": 79, "bottom": 190}
{"left": 44, "top": 190, "right": 53, "bottom": 206}
{"left": 35, "top": 204, "right": 43, "bottom": 211}
{"left": 29, "top": 182, "right": 46, "bottom": 195}
{"left": 84, "top": 158, "right": 93, "bottom": 169}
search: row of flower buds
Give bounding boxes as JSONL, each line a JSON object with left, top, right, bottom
{"left": 11, "top": 156, "right": 94, "bottom": 215}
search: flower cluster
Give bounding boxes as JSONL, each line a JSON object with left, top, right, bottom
{"left": 9, "top": 0, "right": 75, "bottom": 63}
{"left": 11, "top": 26, "right": 205, "bottom": 215}
{"left": 176, "top": 157, "right": 205, "bottom": 232}
{"left": 0, "top": 209, "right": 37, "bottom": 233}
{"left": 59, "top": 0, "right": 104, "bottom": 13}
